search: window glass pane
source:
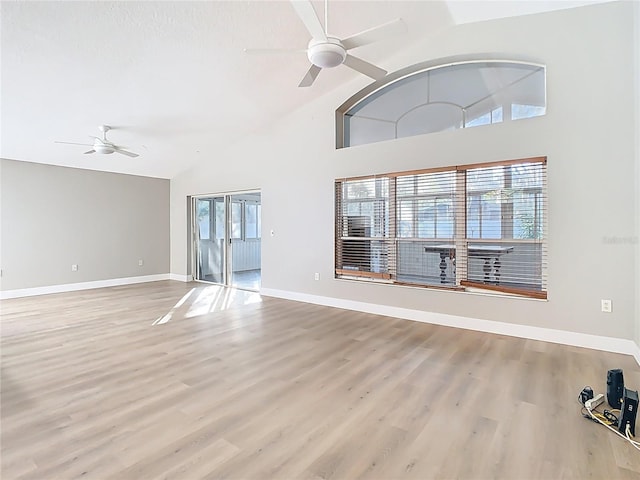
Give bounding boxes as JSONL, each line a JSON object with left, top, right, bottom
{"left": 396, "top": 176, "right": 414, "bottom": 197}
{"left": 467, "top": 166, "right": 504, "bottom": 191}
{"left": 346, "top": 202, "right": 361, "bottom": 216}
{"left": 377, "top": 178, "right": 389, "bottom": 198}
{"left": 341, "top": 178, "right": 389, "bottom": 238}
{"left": 197, "top": 200, "right": 210, "bottom": 240}
{"left": 466, "top": 111, "right": 491, "bottom": 128}
{"left": 340, "top": 62, "right": 546, "bottom": 148}
{"left": 416, "top": 199, "right": 434, "bottom": 238}
{"left": 231, "top": 202, "right": 242, "bottom": 239}
{"left": 397, "top": 171, "right": 455, "bottom": 240}
{"left": 514, "top": 192, "right": 538, "bottom": 239}
{"left": 246, "top": 203, "right": 258, "bottom": 239}
{"left": 397, "top": 103, "right": 462, "bottom": 137}
{"left": 466, "top": 240, "right": 542, "bottom": 291}
{"left": 467, "top": 191, "right": 502, "bottom": 239}
{"left": 215, "top": 201, "right": 225, "bottom": 240}
{"left": 416, "top": 171, "right": 455, "bottom": 195}
{"left": 345, "top": 115, "right": 396, "bottom": 148}
{"left": 346, "top": 179, "right": 376, "bottom": 199}
{"left": 512, "top": 104, "right": 546, "bottom": 120}
{"left": 480, "top": 193, "right": 502, "bottom": 239}
{"left": 435, "top": 198, "right": 454, "bottom": 238}
{"left": 512, "top": 162, "right": 543, "bottom": 188}
{"left": 492, "top": 106, "right": 503, "bottom": 123}
{"left": 467, "top": 195, "right": 480, "bottom": 239}
{"left": 466, "top": 102, "right": 505, "bottom": 129}
{"left": 257, "top": 205, "right": 262, "bottom": 239}
{"left": 399, "top": 200, "right": 414, "bottom": 237}
{"left": 466, "top": 162, "right": 545, "bottom": 240}
{"left": 466, "top": 165, "right": 505, "bottom": 239}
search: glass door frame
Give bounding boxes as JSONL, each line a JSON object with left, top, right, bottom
{"left": 191, "top": 195, "right": 228, "bottom": 286}
{"left": 190, "top": 189, "right": 261, "bottom": 291}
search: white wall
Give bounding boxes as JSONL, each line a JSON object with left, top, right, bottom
{"left": 1, "top": 159, "right": 170, "bottom": 290}
{"left": 635, "top": 0, "right": 640, "bottom": 347}
{"left": 171, "top": 2, "right": 638, "bottom": 340}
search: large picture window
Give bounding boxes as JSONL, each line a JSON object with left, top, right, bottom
{"left": 335, "top": 157, "right": 547, "bottom": 299}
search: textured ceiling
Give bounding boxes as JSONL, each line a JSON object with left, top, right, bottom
{"left": 0, "top": 1, "right": 609, "bottom": 179}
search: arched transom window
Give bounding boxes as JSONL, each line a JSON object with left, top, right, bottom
{"left": 336, "top": 60, "right": 546, "bottom": 148}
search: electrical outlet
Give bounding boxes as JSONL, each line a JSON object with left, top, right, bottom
{"left": 601, "top": 299, "right": 612, "bottom": 313}
{"left": 138, "top": 259, "right": 144, "bottom": 266}
{"left": 314, "top": 272, "right": 319, "bottom": 281}
{"left": 71, "top": 264, "right": 78, "bottom": 272}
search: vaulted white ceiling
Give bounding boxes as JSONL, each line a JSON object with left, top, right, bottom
{"left": 0, "top": 1, "right": 609, "bottom": 179}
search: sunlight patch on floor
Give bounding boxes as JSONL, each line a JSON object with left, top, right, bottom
{"left": 152, "top": 288, "right": 196, "bottom": 325}
{"left": 152, "top": 285, "right": 262, "bottom": 324}
{"left": 185, "top": 285, "right": 262, "bottom": 318}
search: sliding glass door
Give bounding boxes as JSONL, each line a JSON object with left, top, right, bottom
{"left": 194, "top": 196, "right": 226, "bottom": 284}
{"left": 229, "top": 193, "right": 261, "bottom": 290}
{"left": 192, "top": 192, "right": 261, "bottom": 291}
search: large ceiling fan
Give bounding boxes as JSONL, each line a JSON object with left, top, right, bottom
{"left": 246, "top": 0, "right": 407, "bottom": 87}
{"left": 55, "top": 125, "right": 139, "bottom": 157}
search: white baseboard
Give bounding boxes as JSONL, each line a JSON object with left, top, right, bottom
{"left": 261, "top": 288, "right": 640, "bottom": 366}
{"left": 1, "top": 274, "right": 172, "bottom": 300}
{"left": 169, "top": 273, "right": 191, "bottom": 282}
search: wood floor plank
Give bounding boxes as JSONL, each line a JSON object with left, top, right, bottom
{"left": 2, "top": 280, "right": 640, "bottom": 479}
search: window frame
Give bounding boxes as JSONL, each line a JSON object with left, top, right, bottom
{"left": 336, "top": 57, "right": 546, "bottom": 149}
{"left": 335, "top": 156, "right": 547, "bottom": 300}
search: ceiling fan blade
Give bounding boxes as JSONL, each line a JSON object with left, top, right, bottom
{"left": 342, "top": 18, "right": 407, "bottom": 50}
{"left": 114, "top": 147, "right": 139, "bottom": 158}
{"left": 83, "top": 150, "right": 96, "bottom": 155}
{"left": 298, "top": 64, "right": 322, "bottom": 87}
{"left": 343, "top": 54, "right": 387, "bottom": 80}
{"left": 244, "top": 48, "right": 306, "bottom": 55}
{"left": 290, "top": 1, "right": 327, "bottom": 41}
{"left": 55, "top": 141, "right": 93, "bottom": 147}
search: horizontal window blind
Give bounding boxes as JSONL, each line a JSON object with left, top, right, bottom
{"left": 396, "top": 170, "right": 458, "bottom": 286}
{"left": 461, "top": 161, "right": 547, "bottom": 298}
{"left": 335, "top": 177, "right": 392, "bottom": 279}
{"left": 335, "top": 157, "right": 547, "bottom": 299}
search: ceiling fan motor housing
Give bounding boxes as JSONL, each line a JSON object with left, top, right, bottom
{"left": 307, "top": 37, "right": 346, "bottom": 68}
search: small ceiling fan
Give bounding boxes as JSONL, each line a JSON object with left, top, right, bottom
{"left": 246, "top": 0, "right": 407, "bottom": 87}
{"left": 55, "top": 125, "right": 139, "bottom": 157}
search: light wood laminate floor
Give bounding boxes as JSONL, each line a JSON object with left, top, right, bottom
{"left": 1, "top": 281, "right": 639, "bottom": 479}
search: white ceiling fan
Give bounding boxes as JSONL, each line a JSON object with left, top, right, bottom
{"left": 55, "top": 125, "right": 139, "bottom": 157}
{"left": 246, "top": 0, "right": 407, "bottom": 87}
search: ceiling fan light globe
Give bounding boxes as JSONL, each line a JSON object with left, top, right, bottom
{"left": 94, "top": 144, "right": 115, "bottom": 154}
{"left": 307, "top": 41, "right": 346, "bottom": 68}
